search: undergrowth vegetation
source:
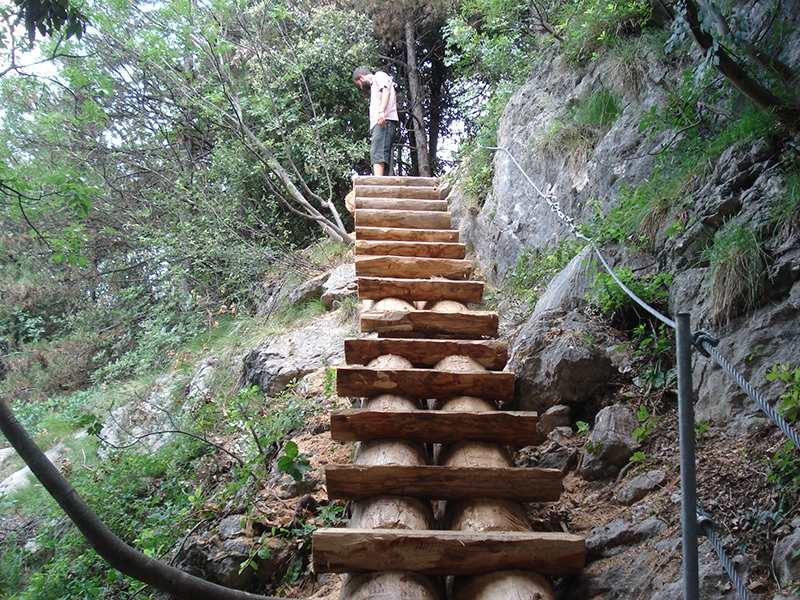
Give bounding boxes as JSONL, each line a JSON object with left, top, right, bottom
{"left": 0, "top": 238, "right": 352, "bottom": 598}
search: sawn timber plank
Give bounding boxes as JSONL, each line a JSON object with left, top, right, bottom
{"left": 324, "top": 465, "right": 563, "bottom": 502}
{"left": 355, "top": 240, "right": 466, "bottom": 259}
{"left": 330, "top": 409, "right": 543, "bottom": 446}
{"left": 355, "top": 256, "right": 471, "bottom": 279}
{"left": 360, "top": 308, "right": 498, "bottom": 337}
{"left": 335, "top": 366, "right": 514, "bottom": 401}
{"left": 344, "top": 337, "right": 507, "bottom": 370}
{"left": 355, "top": 209, "right": 451, "bottom": 230}
{"left": 355, "top": 185, "right": 443, "bottom": 200}
{"left": 353, "top": 175, "right": 439, "bottom": 188}
{"left": 355, "top": 226, "right": 460, "bottom": 243}
{"left": 312, "top": 529, "right": 585, "bottom": 576}
{"left": 357, "top": 277, "right": 483, "bottom": 303}
{"left": 355, "top": 198, "right": 448, "bottom": 211}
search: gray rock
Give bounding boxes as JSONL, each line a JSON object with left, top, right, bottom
{"left": 285, "top": 272, "right": 328, "bottom": 307}
{"left": 240, "top": 314, "right": 347, "bottom": 395}
{"left": 773, "top": 520, "right": 800, "bottom": 585}
{"left": 218, "top": 514, "right": 245, "bottom": 540}
{"left": 616, "top": 469, "right": 667, "bottom": 505}
{"left": 693, "top": 288, "right": 800, "bottom": 435}
{"left": 530, "top": 246, "right": 593, "bottom": 319}
{"left": 510, "top": 309, "right": 615, "bottom": 413}
{"left": 581, "top": 404, "right": 640, "bottom": 480}
{"left": 254, "top": 280, "right": 283, "bottom": 318}
{"left": 547, "top": 425, "right": 575, "bottom": 444}
{"left": 186, "top": 357, "right": 219, "bottom": 406}
{"left": 99, "top": 372, "right": 185, "bottom": 457}
{"left": 537, "top": 404, "right": 571, "bottom": 438}
{"left": 320, "top": 263, "right": 357, "bottom": 308}
{"left": 696, "top": 538, "right": 757, "bottom": 600}
{"left": 536, "top": 443, "right": 578, "bottom": 473}
{"left": 585, "top": 516, "right": 666, "bottom": 557}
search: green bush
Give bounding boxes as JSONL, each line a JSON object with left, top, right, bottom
{"left": 562, "top": 0, "right": 652, "bottom": 63}
{"left": 588, "top": 266, "right": 672, "bottom": 321}
{"left": 505, "top": 240, "right": 585, "bottom": 307}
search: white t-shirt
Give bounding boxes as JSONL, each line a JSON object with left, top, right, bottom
{"left": 369, "top": 71, "right": 399, "bottom": 130}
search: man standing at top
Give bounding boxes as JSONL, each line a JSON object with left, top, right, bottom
{"left": 352, "top": 67, "right": 399, "bottom": 176}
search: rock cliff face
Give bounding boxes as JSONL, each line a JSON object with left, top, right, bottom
{"left": 446, "top": 8, "right": 800, "bottom": 598}
{"left": 450, "top": 21, "right": 800, "bottom": 436}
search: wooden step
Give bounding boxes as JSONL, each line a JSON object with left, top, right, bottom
{"left": 355, "top": 185, "right": 443, "bottom": 200}
{"left": 336, "top": 366, "right": 514, "bottom": 401}
{"left": 361, "top": 308, "right": 498, "bottom": 337}
{"left": 355, "top": 209, "right": 451, "bottom": 230}
{"left": 312, "top": 529, "right": 584, "bottom": 576}
{"left": 355, "top": 240, "right": 466, "bottom": 259}
{"left": 324, "top": 465, "right": 562, "bottom": 502}
{"left": 344, "top": 337, "right": 508, "bottom": 370}
{"left": 354, "top": 175, "right": 439, "bottom": 188}
{"left": 355, "top": 226, "right": 460, "bottom": 243}
{"left": 355, "top": 198, "right": 448, "bottom": 211}
{"left": 355, "top": 256, "right": 471, "bottom": 279}
{"left": 330, "top": 409, "right": 542, "bottom": 446}
{"left": 357, "top": 277, "right": 483, "bottom": 304}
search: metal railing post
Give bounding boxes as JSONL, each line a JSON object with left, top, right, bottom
{"left": 676, "top": 313, "right": 699, "bottom": 600}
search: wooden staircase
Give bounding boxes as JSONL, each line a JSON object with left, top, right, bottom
{"left": 311, "top": 176, "right": 584, "bottom": 599}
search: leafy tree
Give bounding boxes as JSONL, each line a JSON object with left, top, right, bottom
{"left": 355, "top": 0, "right": 462, "bottom": 175}
{"left": 8, "top": 0, "right": 88, "bottom": 43}
{"left": 673, "top": 0, "right": 800, "bottom": 131}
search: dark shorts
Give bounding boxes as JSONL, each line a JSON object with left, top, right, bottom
{"left": 370, "top": 120, "right": 398, "bottom": 166}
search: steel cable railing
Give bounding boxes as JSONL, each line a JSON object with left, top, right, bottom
{"left": 483, "top": 143, "right": 798, "bottom": 600}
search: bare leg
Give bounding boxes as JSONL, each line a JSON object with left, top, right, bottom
{"left": 372, "top": 162, "right": 385, "bottom": 176}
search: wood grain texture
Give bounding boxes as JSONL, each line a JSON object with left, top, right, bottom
{"left": 312, "top": 528, "right": 584, "bottom": 576}
{"left": 357, "top": 276, "right": 483, "bottom": 303}
{"left": 355, "top": 226, "right": 460, "bottom": 243}
{"left": 353, "top": 175, "right": 439, "bottom": 187}
{"left": 355, "top": 240, "right": 466, "bottom": 259}
{"left": 355, "top": 185, "right": 443, "bottom": 199}
{"left": 336, "top": 366, "right": 514, "bottom": 401}
{"left": 330, "top": 409, "right": 542, "bottom": 446}
{"left": 324, "top": 465, "right": 563, "bottom": 502}
{"left": 344, "top": 337, "right": 507, "bottom": 369}
{"left": 355, "top": 209, "right": 451, "bottom": 230}
{"left": 355, "top": 198, "right": 448, "bottom": 211}
{"left": 355, "top": 256, "right": 471, "bottom": 279}
{"left": 360, "top": 309, "right": 498, "bottom": 337}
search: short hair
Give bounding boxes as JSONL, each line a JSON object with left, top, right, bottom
{"left": 352, "top": 66, "right": 372, "bottom": 82}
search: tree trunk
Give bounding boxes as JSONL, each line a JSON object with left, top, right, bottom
{"left": 341, "top": 354, "right": 440, "bottom": 600}
{"left": 682, "top": 0, "right": 800, "bottom": 132}
{"left": 404, "top": 18, "right": 432, "bottom": 177}
{"left": 435, "top": 357, "right": 556, "bottom": 600}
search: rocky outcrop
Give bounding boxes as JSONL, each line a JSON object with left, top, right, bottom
{"left": 580, "top": 404, "right": 640, "bottom": 481}
{"left": 509, "top": 309, "right": 619, "bottom": 413}
{"left": 240, "top": 313, "right": 348, "bottom": 396}
{"left": 448, "top": 28, "right": 800, "bottom": 438}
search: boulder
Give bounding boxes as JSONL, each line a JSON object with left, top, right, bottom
{"left": 585, "top": 516, "right": 666, "bottom": 558}
{"left": 580, "top": 404, "right": 640, "bottom": 480}
{"left": 536, "top": 443, "right": 579, "bottom": 474}
{"left": 530, "top": 246, "right": 594, "bottom": 319}
{"left": 692, "top": 282, "right": 800, "bottom": 435}
{"left": 320, "top": 263, "right": 357, "bottom": 309}
{"left": 616, "top": 469, "right": 667, "bottom": 506}
{"left": 240, "top": 314, "right": 347, "bottom": 396}
{"left": 510, "top": 309, "right": 615, "bottom": 413}
{"left": 773, "top": 518, "right": 800, "bottom": 586}
{"left": 286, "top": 272, "right": 329, "bottom": 307}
